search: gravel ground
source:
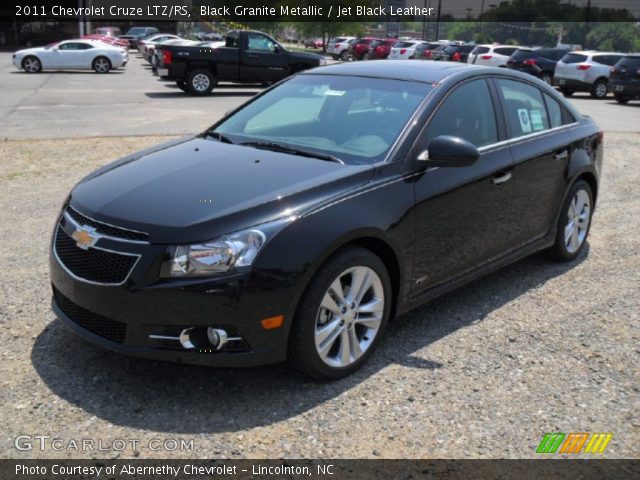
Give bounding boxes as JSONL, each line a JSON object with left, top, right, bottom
{"left": 0, "top": 134, "right": 638, "bottom": 459}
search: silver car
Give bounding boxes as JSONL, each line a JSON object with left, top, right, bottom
{"left": 554, "top": 51, "right": 625, "bottom": 99}
{"left": 388, "top": 40, "right": 427, "bottom": 60}
{"left": 326, "top": 37, "right": 356, "bottom": 61}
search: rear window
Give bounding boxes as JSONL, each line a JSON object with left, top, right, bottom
{"left": 472, "top": 46, "right": 490, "bottom": 54}
{"left": 444, "top": 45, "right": 460, "bottom": 54}
{"left": 561, "top": 53, "right": 588, "bottom": 64}
{"left": 394, "top": 41, "right": 416, "bottom": 48}
{"left": 329, "top": 37, "right": 345, "bottom": 43}
{"left": 512, "top": 49, "right": 534, "bottom": 60}
{"left": 494, "top": 47, "right": 517, "bottom": 56}
{"left": 615, "top": 56, "right": 640, "bottom": 68}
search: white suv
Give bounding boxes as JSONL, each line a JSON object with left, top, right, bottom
{"left": 554, "top": 51, "right": 625, "bottom": 98}
{"left": 326, "top": 37, "right": 356, "bottom": 61}
{"left": 467, "top": 44, "right": 519, "bottom": 67}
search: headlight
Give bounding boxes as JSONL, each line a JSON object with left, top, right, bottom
{"left": 161, "top": 217, "right": 294, "bottom": 278}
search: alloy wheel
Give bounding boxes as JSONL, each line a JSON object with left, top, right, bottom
{"left": 94, "top": 58, "right": 110, "bottom": 73}
{"left": 192, "top": 73, "right": 210, "bottom": 92}
{"left": 314, "top": 266, "right": 384, "bottom": 368}
{"left": 564, "top": 189, "right": 591, "bottom": 254}
{"left": 23, "top": 57, "right": 40, "bottom": 73}
{"left": 594, "top": 81, "right": 607, "bottom": 98}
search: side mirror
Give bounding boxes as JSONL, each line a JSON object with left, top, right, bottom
{"left": 273, "top": 45, "right": 282, "bottom": 54}
{"left": 417, "top": 135, "right": 479, "bottom": 168}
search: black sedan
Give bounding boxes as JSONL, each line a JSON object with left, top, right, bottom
{"left": 50, "top": 61, "right": 603, "bottom": 379}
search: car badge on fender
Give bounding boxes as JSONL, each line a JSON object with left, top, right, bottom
{"left": 71, "top": 226, "right": 100, "bottom": 250}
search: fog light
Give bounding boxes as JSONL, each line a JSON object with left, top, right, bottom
{"left": 207, "top": 327, "right": 227, "bottom": 348}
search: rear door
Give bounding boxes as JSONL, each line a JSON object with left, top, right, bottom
{"left": 411, "top": 78, "right": 516, "bottom": 291}
{"left": 494, "top": 78, "right": 573, "bottom": 247}
{"left": 240, "top": 32, "right": 288, "bottom": 82}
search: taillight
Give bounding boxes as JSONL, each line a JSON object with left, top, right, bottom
{"left": 424, "top": 50, "right": 432, "bottom": 58}
{"left": 452, "top": 52, "right": 461, "bottom": 62}
{"left": 610, "top": 67, "right": 616, "bottom": 73}
{"left": 162, "top": 49, "right": 172, "bottom": 65}
{"left": 481, "top": 55, "right": 492, "bottom": 60}
{"left": 577, "top": 64, "right": 591, "bottom": 70}
{"left": 335, "top": 44, "right": 340, "bottom": 48}
{"left": 523, "top": 59, "right": 537, "bottom": 65}
{"left": 400, "top": 48, "right": 407, "bottom": 55}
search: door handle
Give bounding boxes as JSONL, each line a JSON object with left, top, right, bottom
{"left": 491, "top": 171, "right": 512, "bottom": 185}
{"left": 554, "top": 150, "right": 569, "bottom": 160}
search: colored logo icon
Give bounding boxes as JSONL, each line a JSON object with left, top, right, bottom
{"left": 536, "top": 433, "right": 612, "bottom": 454}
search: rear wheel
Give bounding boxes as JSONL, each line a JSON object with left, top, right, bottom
{"left": 289, "top": 247, "right": 392, "bottom": 380}
{"left": 339, "top": 50, "right": 349, "bottom": 61}
{"left": 548, "top": 180, "right": 593, "bottom": 262}
{"left": 92, "top": 56, "right": 111, "bottom": 73}
{"left": 614, "top": 93, "right": 629, "bottom": 104}
{"left": 540, "top": 72, "right": 553, "bottom": 85}
{"left": 590, "top": 79, "right": 608, "bottom": 99}
{"left": 186, "top": 69, "right": 215, "bottom": 95}
{"left": 22, "top": 56, "right": 41, "bottom": 73}
{"left": 560, "top": 88, "right": 575, "bottom": 97}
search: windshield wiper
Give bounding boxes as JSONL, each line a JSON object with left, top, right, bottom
{"left": 204, "top": 130, "right": 234, "bottom": 144}
{"left": 240, "top": 141, "right": 344, "bottom": 164}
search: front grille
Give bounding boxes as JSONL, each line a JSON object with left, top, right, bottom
{"left": 53, "top": 286, "right": 127, "bottom": 343}
{"left": 54, "top": 227, "right": 138, "bottom": 285}
{"left": 65, "top": 206, "right": 148, "bottom": 242}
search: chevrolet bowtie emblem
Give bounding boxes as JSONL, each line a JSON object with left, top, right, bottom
{"left": 71, "top": 226, "right": 100, "bottom": 250}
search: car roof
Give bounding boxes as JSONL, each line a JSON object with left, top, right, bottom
{"left": 305, "top": 60, "right": 477, "bottom": 83}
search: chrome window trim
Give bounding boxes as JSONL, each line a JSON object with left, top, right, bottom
{"left": 478, "top": 121, "right": 579, "bottom": 153}
{"left": 66, "top": 206, "right": 150, "bottom": 244}
{"left": 53, "top": 224, "right": 141, "bottom": 287}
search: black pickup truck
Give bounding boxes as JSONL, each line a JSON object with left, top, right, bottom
{"left": 156, "top": 30, "right": 326, "bottom": 95}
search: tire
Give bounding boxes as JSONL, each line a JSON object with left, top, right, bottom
{"left": 92, "top": 56, "right": 111, "bottom": 73}
{"left": 614, "top": 93, "right": 629, "bottom": 104}
{"left": 176, "top": 80, "right": 188, "bottom": 92}
{"left": 289, "top": 247, "right": 392, "bottom": 380}
{"left": 540, "top": 72, "right": 553, "bottom": 85}
{"left": 339, "top": 50, "right": 349, "bottom": 61}
{"left": 186, "top": 69, "right": 215, "bottom": 95}
{"left": 560, "top": 88, "right": 574, "bottom": 97}
{"left": 22, "top": 56, "right": 41, "bottom": 73}
{"left": 548, "top": 180, "right": 594, "bottom": 262}
{"left": 590, "top": 79, "right": 608, "bottom": 99}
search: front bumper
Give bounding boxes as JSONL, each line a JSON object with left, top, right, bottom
{"left": 49, "top": 212, "right": 293, "bottom": 368}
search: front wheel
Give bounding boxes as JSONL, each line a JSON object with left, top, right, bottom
{"left": 22, "top": 56, "right": 41, "bottom": 73}
{"left": 289, "top": 247, "right": 392, "bottom": 380}
{"left": 548, "top": 180, "right": 593, "bottom": 261}
{"left": 186, "top": 69, "right": 215, "bottom": 95}
{"left": 92, "top": 56, "right": 111, "bottom": 73}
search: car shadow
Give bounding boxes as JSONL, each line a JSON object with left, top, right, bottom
{"left": 31, "top": 247, "right": 588, "bottom": 434}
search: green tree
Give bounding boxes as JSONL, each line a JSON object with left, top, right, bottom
{"left": 586, "top": 23, "right": 639, "bottom": 52}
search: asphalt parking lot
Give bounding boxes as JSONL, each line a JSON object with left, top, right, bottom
{"left": 0, "top": 52, "right": 638, "bottom": 139}
{"left": 0, "top": 52, "right": 638, "bottom": 459}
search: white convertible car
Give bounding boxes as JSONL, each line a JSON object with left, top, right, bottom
{"left": 13, "top": 40, "right": 128, "bottom": 73}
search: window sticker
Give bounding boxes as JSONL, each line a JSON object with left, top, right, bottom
{"left": 530, "top": 109, "right": 545, "bottom": 131}
{"left": 324, "top": 90, "right": 346, "bottom": 96}
{"left": 517, "top": 108, "right": 532, "bottom": 133}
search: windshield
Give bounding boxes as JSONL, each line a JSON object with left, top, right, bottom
{"left": 213, "top": 74, "right": 430, "bottom": 165}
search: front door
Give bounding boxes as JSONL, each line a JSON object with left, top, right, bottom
{"left": 411, "top": 78, "right": 516, "bottom": 292}
{"left": 240, "top": 32, "right": 289, "bottom": 82}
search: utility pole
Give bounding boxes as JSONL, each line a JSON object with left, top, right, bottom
{"left": 583, "top": 0, "right": 591, "bottom": 48}
{"left": 435, "top": 0, "right": 442, "bottom": 40}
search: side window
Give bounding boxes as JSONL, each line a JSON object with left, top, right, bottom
{"left": 225, "top": 34, "right": 239, "bottom": 48}
{"left": 496, "top": 79, "right": 550, "bottom": 138}
{"left": 544, "top": 93, "right": 563, "bottom": 128}
{"left": 78, "top": 43, "right": 93, "bottom": 50}
{"left": 424, "top": 79, "right": 498, "bottom": 148}
{"left": 59, "top": 43, "right": 79, "bottom": 50}
{"left": 247, "top": 33, "right": 276, "bottom": 52}
{"left": 495, "top": 47, "right": 517, "bottom": 56}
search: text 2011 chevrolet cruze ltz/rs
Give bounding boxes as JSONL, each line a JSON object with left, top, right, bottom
{"left": 50, "top": 61, "right": 602, "bottom": 379}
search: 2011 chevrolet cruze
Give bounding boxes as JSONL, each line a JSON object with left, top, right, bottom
{"left": 50, "top": 61, "right": 602, "bottom": 379}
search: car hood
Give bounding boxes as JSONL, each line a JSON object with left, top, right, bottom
{"left": 14, "top": 47, "right": 45, "bottom": 56}
{"left": 69, "top": 137, "right": 374, "bottom": 244}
